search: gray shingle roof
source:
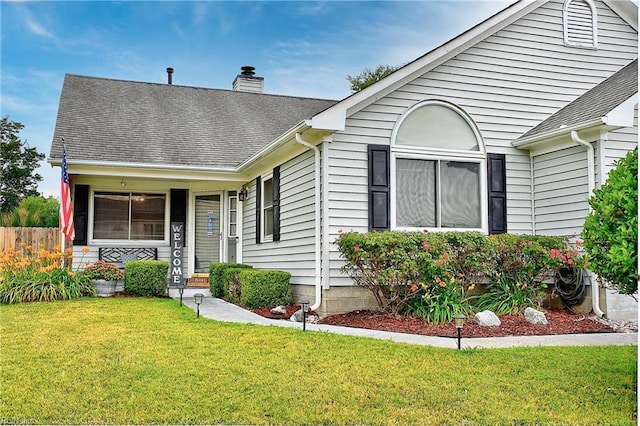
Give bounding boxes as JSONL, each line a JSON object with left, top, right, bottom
{"left": 517, "top": 59, "right": 638, "bottom": 141}
{"left": 50, "top": 74, "right": 338, "bottom": 168}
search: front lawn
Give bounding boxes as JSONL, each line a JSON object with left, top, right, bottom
{"left": 1, "top": 298, "right": 636, "bottom": 425}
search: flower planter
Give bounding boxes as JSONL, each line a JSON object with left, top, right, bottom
{"left": 92, "top": 279, "right": 117, "bottom": 297}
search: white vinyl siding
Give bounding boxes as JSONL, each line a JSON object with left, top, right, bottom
{"left": 323, "top": 0, "right": 637, "bottom": 288}
{"left": 533, "top": 146, "right": 590, "bottom": 237}
{"left": 603, "top": 104, "right": 638, "bottom": 180}
{"left": 243, "top": 150, "right": 317, "bottom": 285}
{"left": 564, "top": 0, "right": 598, "bottom": 48}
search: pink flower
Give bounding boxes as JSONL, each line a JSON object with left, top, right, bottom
{"left": 442, "top": 253, "right": 449, "bottom": 260}
{"left": 567, "top": 258, "right": 574, "bottom": 266}
{"left": 423, "top": 243, "right": 430, "bottom": 251}
{"left": 437, "top": 259, "right": 444, "bottom": 266}
{"left": 354, "top": 246, "right": 360, "bottom": 252}
{"left": 576, "top": 240, "right": 583, "bottom": 247}
{"left": 338, "top": 229, "right": 343, "bottom": 234}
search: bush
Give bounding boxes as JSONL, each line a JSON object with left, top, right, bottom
{"left": 582, "top": 148, "right": 638, "bottom": 294}
{"left": 124, "top": 260, "right": 169, "bottom": 297}
{"left": 209, "top": 263, "right": 253, "bottom": 298}
{"left": 83, "top": 261, "right": 124, "bottom": 281}
{"left": 335, "top": 231, "right": 582, "bottom": 320}
{"left": 221, "top": 267, "right": 246, "bottom": 304}
{"left": 238, "top": 269, "right": 291, "bottom": 309}
{"left": 0, "top": 243, "right": 94, "bottom": 303}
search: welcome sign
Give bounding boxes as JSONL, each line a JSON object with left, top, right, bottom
{"left": 170, "top": 222, "right": 184, "bottom": 287}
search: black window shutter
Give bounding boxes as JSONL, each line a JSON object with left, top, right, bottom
{"left": 272, "top": 166, "right": 281, "bottom": 241}
{"left": 73, "top": 184, "right": 89, "bottom": 245}
{"left": 170, "top": 189, "right": 188, "bottom": 246}
{"left": 255, "top": 176, "right": 261, "bottom": 244}
{"left": 487, "top": 153, "right": 507, "bottom": 235}
{"left": 368, "top": 145, "right": 391, "bottom": 231}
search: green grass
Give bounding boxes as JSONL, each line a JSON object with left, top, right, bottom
{"left": 1, "top": 298, "right": 637, "bottom": 425}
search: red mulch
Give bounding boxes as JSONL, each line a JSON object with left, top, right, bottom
{"left": 316, "top": 309, "right": 615, "bottom": 338}
{"left": 252, "top": 305, "right": 617, "bottom": 338}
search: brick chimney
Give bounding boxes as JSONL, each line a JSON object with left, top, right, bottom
{"left": 232, "top": 66, "right": 264, "bottom": 93}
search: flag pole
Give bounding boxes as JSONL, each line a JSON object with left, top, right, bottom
{"left": 60, "top": 139, "right": 74, "bottom": 268}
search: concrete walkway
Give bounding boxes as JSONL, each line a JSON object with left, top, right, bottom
{"left": 170, "top": 288, "right": 638, "bottom": 349}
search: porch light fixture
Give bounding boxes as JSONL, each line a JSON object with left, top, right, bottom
{"left": 120, "top": 181, "right": 126, "bottom": 187}
{"left": 178, "top": 286, "right": 185, "bottom": 306}
{"left": 299, "top": 299, "right": 310, "bottom": 331}
{"left": 453, "top": 313, "right": 466, "bottom": 350}
{"left": 194, "top": 293, "right": 204, "bottom": 318}
{"left": 238, "top": 186, "right": 248, "bottom": 202}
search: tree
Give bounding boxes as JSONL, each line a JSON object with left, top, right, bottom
{"left": 0, "top": 116, "right": 44, "bottom": 213}
{"left": 581, "top": 148, "right": 638, "bottom": 295}
{"left": 346, "top": 64, "right": 400, "bottom": 93}
{"left": 0, "top": 195, "right": 59, "bottom": 227}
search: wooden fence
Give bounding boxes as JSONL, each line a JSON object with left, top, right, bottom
{"left": 0, "top": 227, "right": 62, "bottom": 251}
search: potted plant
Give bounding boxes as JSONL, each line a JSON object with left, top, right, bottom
{"left": 84, "top": 261, "right": 125, "bottom": 297}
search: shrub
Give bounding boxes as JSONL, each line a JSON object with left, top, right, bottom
{"left": 238, "top": 269, "right": 291, "bottom": 309}
{"left": 471, "top": 234, "right": 582, "bottom": 314}
{"left": 83, "top": 261, "right": 124, "bottom": 281}
{"left": 335, "top": 230, "right": 583, "bottom": 320}
{"left": 0, "top": 243, "right": 94, "bottom": 303}
{"left": 209, "top": 263, "right": 253, "bottom": 298}
{"left": 335, "top": 231, "right": 447, "bottom": 315}
{"left": 582, "top": 148, "right": 638, "bottom": 294}
{"left": 124, "top": 260, "right": 169, "bottom": 297}
{"left": 221, "top": 267, "right": 246, "bottom": 304}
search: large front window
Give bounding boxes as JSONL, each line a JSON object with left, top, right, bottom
{"left": 93, "top": 192, "right": 166, "bottom": 240}
{"left": 396, "top": 159, "right": 481, "bottom": 228}
{"left": 392, "top": 100, "right": 485, "bottom": 231}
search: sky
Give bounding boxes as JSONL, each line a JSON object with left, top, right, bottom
{"left": 1, "top": 0, "right": 512, "bottom": 198}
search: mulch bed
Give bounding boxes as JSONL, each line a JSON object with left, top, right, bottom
{"left": 316, "top": 309, "right": 615, "bottom": 338}
{"left": 251, "top": 305, "right": 618, "bottom": 338}
{"left": 252, "top": 305, "right": 309, "bottom": 319}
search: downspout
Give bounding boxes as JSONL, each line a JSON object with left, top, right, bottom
{"left": 295, "top": 132, "right": 322, "bottom": 311}
{"left": 571, "top": 130, "right": 605, "bottom": 318}
{"left": 530, "top": 153, "right": 536, "bottom": 235}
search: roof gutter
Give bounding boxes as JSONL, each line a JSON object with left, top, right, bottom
{"left": 295, "top": 132, "right": 322, "bottom": 312}
{"left": 512, "top": 118, "right": 604, "bottom": 149}
{"left": 47, "top": 158, "right": 238, "bottom": 173}
{"left": 570, "top": 130, "right": 605, "bottom": 318}
{"left": 238, "top": 121, "right": 310, "bottom": 171}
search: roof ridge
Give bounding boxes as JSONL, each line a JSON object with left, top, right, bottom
{"left": 64, "top": 73, "right": 339, "bottom": 103}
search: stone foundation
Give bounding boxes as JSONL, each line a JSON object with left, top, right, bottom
{"left": 290, "top": 285, "right": 378, "bottom": 318}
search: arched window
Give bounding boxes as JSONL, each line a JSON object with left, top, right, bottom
{"left": 391, "top": 100, "right": 486, "bottom": 231}
{"left": 563, "top": 0, "right": 598, "bottom": 48}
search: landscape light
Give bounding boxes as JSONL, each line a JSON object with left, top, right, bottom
{"left": 299, "top": 300, "right": 310, "bottom": 331}
{"left": 453, "top": 314, "right": 466, "bottom": 350}
{"left": 194, "top": 293, "right": 204, "bottom": 318}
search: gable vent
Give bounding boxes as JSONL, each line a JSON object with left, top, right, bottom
{"left": 563, "top": 0, "right": 597, "bottom": 48}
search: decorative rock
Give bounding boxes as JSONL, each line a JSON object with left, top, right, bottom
{"left": 474, "top": 310, "right": 501, "bottom": 326}
{"left": 290, "top": 309, "right": 304, "bottom": 322}
{"left": 524, "top": 307, "right": 548, "bottom": 325}
{"left": 270, "top": 305, "right": 287, "bottom": 315}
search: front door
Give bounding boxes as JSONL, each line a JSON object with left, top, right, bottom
{"left": 194, "top": 194, "right": 221, "bottom": 273}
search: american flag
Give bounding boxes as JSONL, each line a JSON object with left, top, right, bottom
{"left": 59, "top": 145, "right": 74, "bottom": 242}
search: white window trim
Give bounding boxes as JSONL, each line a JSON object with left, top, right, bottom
{"left": 390, "top": 152, "right": 488, "bottom": 234}
{"left": 390, "top": 100, "right": 488, "bottom": 233}
{"left": 88, "top": 189, "right": 170, "bottom": 245}
{"left": 563, "top": 0, "right": 598, "bottom": 49}
{"left": 261, "top": 173, "right": 274, "bottom": 242}
{"left": 391, "top": 99, "right": 486, "bottom": 155}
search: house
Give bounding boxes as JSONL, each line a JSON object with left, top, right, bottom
{"left": 49, "top": 0, "right": 638, "bottom": 319}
